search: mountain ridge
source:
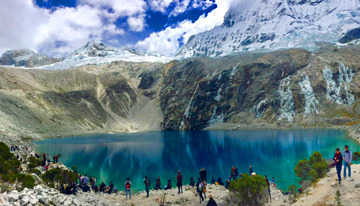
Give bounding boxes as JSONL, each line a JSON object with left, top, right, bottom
{"left": 178, "top": 0, "right": 360, "bottom": 58}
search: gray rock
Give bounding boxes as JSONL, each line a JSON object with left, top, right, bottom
{"left": 38, "top": 195, "right": 49, "bottom": 205}
{"left": 355, "top": 183, "right": 360, "bottom": 188}
{"left": 7, "top": 193, "right": 19, "bottom": 202}
{"left": 20, "top": 195, "right": 29, "bottom": 205}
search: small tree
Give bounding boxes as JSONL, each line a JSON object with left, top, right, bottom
{"left": 295, "top": 151, "right": 328, "bottom": 184}
{"left": 335, "top": 190, "right": 342, "bottom": 206}
{"left": 287, "top": 185, "right": 297, "bottom": 203}
{"left": 295, "top": 158, "right": 311, "bottom": 181}
{"left": 352, "top": 152, "right": 360, "bottom": 162}
{"left": 228, "top": 174, "right": 269, "bottom": 206}
{"left": 28, "top": 157, "right": 42, "bottom": 172}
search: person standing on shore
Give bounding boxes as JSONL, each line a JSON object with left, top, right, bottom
{"left": 177, "top": 170, "right": 183, "bottom": 194}
{"left": 343, "top": 145, "right": 352, "bottom": 180}
{"left": 200, "top": 168, "right": 207, "bottom": 182}
{"left": 334, "top": 148, "right": 343, "bottom": 185}
{"left": 125, "top": 178, "right": 132, "bottom": 199}
{"left": 144, "top": 176, "right": 150, "bottom": 197}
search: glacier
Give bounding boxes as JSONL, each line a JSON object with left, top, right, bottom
{"left": 178, "top": 0, "right": 360, "bottom": 58}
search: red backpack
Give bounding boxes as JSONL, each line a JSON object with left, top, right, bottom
{"left": 126, "top": 181, "right": 131, "bottom": 190}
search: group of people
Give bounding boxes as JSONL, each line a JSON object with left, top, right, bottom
{"left": 34, "top": 153, "right": 59, "bottom": 172}
{"left": 332, "top": 145, "right": 353, "bottom": 185}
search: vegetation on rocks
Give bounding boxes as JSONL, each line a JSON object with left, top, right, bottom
{"left": 225, "top": 174, "right": 269, "bottom": 206}
{"left": 295, "top": 151, "right": 328, "bottom": 185}
{"left": 0, "top": 142, "right": 35, "bottom": 190}
{"left": 41, "top": 168, "right": 77, "bottom": 189}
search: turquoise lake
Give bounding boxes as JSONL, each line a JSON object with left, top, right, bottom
{"left": 35, "top": 130, "right": 360, "bottom": 192}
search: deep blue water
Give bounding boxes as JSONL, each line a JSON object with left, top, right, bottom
{"left": 35, "top": 130, "right": 360, "bottom": 192}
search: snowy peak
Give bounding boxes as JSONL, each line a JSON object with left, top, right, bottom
{"left": 66, "top": 40, "right": 137, "bottom": 60}
{"left": 35, "top": 41, "right": 175, "bottom": 70}
{"left": 178, "top": 0, "right": 360, "bottom": 58}
{"left": 0, "top": 49, "right": 60, "bottom": 67}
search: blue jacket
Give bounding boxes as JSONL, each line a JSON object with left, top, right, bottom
{"left": 343, "top": 150, "right": 352, "bottom": 163}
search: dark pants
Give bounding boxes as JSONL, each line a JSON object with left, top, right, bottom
{"left": 198, "top": 191, "right": 204, "bottom": 203}
{"left": 145, "top": 186, "right": 149, "bottom": 197}
{"left": 177, "top": 182, "right": 183, "bottom": 194}
{"left": 336, "top": 164, "right": 342, "bottom": 183}
{"left": 268, "top": 186, "right": 271, "bottom": 199}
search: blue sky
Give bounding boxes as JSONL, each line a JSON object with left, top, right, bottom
{"left": 0, "top": 0, "right": 234, "bottom": 57}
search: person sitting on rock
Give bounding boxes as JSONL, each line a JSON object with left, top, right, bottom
{"left": 154, "top": 176, "right": 161, "bottom": 190}
{"left": 189, "top": 177, "right": 196, "bottom": 186}
{"left": 99, "top": 182, "right": 106, "bottom": 193}
{"left": 165, "top": 179, "right": 172, "bottom": 190}
{"left": 225, "top": 179, "right": 230, "bottom": 189}
{"left": 217, "top": 177, "right": 224, "bottom": 186}
{"left": 211, "top": 177, "right": 216, "bottom": 185}
{"left": 207, "top": 194, "right": 218, "bottom": 206}
{"left": 108, "top": 181, "right": 114, "bottom": 194}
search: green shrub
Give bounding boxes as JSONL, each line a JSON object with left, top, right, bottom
{"left": 295, "top": 158, "right": 311, "bottom": 181}
{"left": 227, "top": 174, "right": 269, "bottom": 206}
{"left": 28, "top": 157, "right": 42, "bottom": 172}
{"left": 0, "top": 142, "right": 36, "bottom": 191}
{"left": 352, "top": 152, "right": 360, "bottom": 162}
{"left": 15, "top": 174, "right": 35, "bottom": 189}
{"left": 41, "top": 168, "right": 77, "bottom": 190}
{"left": 295, "top": 151, "right": 328, "bottom": 184}
{"left": 309, "top": 169, "right": 318, "bottom": 182}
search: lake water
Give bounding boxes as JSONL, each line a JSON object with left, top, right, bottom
{"left": 35, "top": 130, "right": 360, "bottom": 192}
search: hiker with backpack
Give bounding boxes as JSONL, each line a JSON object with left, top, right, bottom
{"left": 334, "top": 148, "right": 343, "bottom": 185}
{"left": 196, "top": 178, "right": 204, "bottom": 203}
{"left": 177, "top": 170, "right": 183, "bottom": 194}
{"left": 125, "top": 178, "right": 132, "bottom": 199}
{"left": 144, "top": 176, "right": 150, "bottom": 197}
{"left": 202, "top": 180, "right": 207, "bottom": 199}
{"left": 343, "top": 145, "right": 352, "bottom": 180}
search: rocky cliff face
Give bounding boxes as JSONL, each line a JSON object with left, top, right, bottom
{"left": 0, "top": 49, "right": 60, "bottom": 67}
{"left": 2, "top": 44, "right": 360, "bottom": 138}
{"left": 162, "top": 44, "right": 360, "bottom": 132}
{"left": 178, "top": 0, "right": 360, "bottom": 58}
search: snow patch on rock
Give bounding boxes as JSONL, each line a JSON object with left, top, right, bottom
{"left": 299, "top": 74, "right": 319, "bottom": 116}
{"left": 323, "top": 63, "right": 355, "bottom": 105}
{"left": 278, "top": 76, "right": 295, "bottom": 121}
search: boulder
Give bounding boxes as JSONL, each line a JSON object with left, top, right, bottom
{"left": 20, "top": 195, "right": 29, "bottom": 205}
{"left": 355, "top": 183, "right": 360, "bottom": 188}
{"left": 7, "top": 193, "right": 19, "bottom": 202}
{"left": 38, "top": 195, "right": 49, "bottom": 205}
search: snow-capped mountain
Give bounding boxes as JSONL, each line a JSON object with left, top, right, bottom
{"left": 178, "top": 0, "right": 360, "bottom": 58}
{"left": 36, "top": 41, "right": 175, "bottom": 70}
{"left": 0, "top": 49, "right": 60, "bottom": 67}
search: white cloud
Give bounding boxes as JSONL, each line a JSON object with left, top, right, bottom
{"left": 127, "top": 15, "right": 146, "bottom": 32}
{"left": 135, "top": 0, "right": 235, "bottom": 56}
{"left": 149, "top": 0, "right": 175, "bottom": 13}
{"left": 169, "top": 0, "right": 191, "bottom": 17}
{"left": 0, "top": 0, "right": 148, "bottom": 57}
